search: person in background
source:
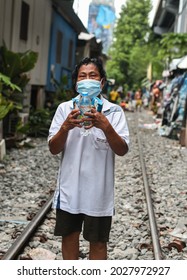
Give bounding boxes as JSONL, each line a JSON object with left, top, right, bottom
{"left": 109, "top": 86, "right": 120, "bottom": 103}
{"left": 142, "top": 87, "right": 150, "bottom": 109}
{"left": 135, "top": 88, "right": 142, "bottom": 111}
{"left": 48, "top": 57, "right": 130, "bottom": 260}
{"left": 117, "top": 85, "right": 124, "bottom": 100}
{"left": 150, "top": 84, "right": 161, "bottom": 114}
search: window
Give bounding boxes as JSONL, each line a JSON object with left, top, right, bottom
{"left": 20, "top": 1, "right": 30, "bottom": 41}
{"left": 56, "top": 31, "right": 63, "bottom": 64}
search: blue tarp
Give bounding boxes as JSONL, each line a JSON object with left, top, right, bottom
{"left": 96, "top": 5, "right": 116, "bottom": 27}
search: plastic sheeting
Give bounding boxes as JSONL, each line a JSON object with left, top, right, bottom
{"left": 96, "top": 5, "right": 116, "bottom": 27}
{"left": 178, "top": 55, "right": 187, "bottom": 69}
{"left": 159, "top": 72, "right": 187, "bottom": 138}
{"left": 88, "top": 4, "right": 116, "bottom": 54}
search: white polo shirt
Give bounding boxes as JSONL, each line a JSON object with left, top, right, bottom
{"left": 48, "top": 95, "right": 129, "bottom": 217}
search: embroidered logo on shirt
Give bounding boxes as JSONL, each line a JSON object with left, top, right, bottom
{"left": 96, "top": 137, "right": 107, "bottom": 143}
{"left": 103, "top": 106, "right": 121, "bottom": 116}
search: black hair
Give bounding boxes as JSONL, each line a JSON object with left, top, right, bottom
{"left": 72, "top": 57, "right": 107, "bottom": 94}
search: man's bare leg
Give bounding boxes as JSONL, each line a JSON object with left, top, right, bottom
{"left": 89, "top": 242, "right": 107, "bottom": 260}
{"left": 62, "top": 231, "right": 80, "bottom": 260}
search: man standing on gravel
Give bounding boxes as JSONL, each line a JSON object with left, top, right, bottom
{"left": 48, "top": 57, "right": 129, "bottom": 260}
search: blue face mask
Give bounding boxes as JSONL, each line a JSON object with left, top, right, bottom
{"left": 76, "top": 79, "right": 102, "bottom": 99}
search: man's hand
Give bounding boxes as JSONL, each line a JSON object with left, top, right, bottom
{"left": 83, "top": 108, "right": 110, "bottom": 131}
{"left": 62, "top": 109, "right": 83, "bottom": 131}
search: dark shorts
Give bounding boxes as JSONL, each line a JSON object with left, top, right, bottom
{"left": 54, "top": 209, "right": 112, "bottom": 243}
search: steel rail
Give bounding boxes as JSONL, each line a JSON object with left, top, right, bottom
{"left": 2, "top": 194, "right": 53, "bottom": 260}
{"left": 136, "top": 114, "right": 164, "bottom": 260}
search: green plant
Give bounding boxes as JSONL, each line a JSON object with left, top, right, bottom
{"left": 0, "top": 44, "right": 38, "bottom": 87}
{"left": 17, "top": 108, "right": 51, "bottom": 137}
{"left": 0, "top": 45, "right": 38, "bottom": 119}
{"left": 158, "top": 33, "right": 187, "bottom": 61}
{"left": 47, "top": 74, "right": 74, "bottom": 117}
{"left": 0, "top": 94, "right": 13, "bottom": 120}
{"left": 0, "top": 44, "right": 38, "bottom": 139}
{"left": 0, "top": 73, "right": 21, "bottom": 120}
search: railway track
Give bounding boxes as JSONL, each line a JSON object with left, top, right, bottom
{"left": 1, "top": 110, "right": 187, "bottom": 260}
{"left": 1, "top": 195, "right": 53, "bottom": 260}
{"left": 136, "top": 113, "right": 163, "bottom": 260}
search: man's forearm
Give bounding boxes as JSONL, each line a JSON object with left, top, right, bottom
{"left": 49, "top": 125, "right": 69, "bottom": 155}
{"left": 104, "top": 123, "right": 128, "bottom": 156}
